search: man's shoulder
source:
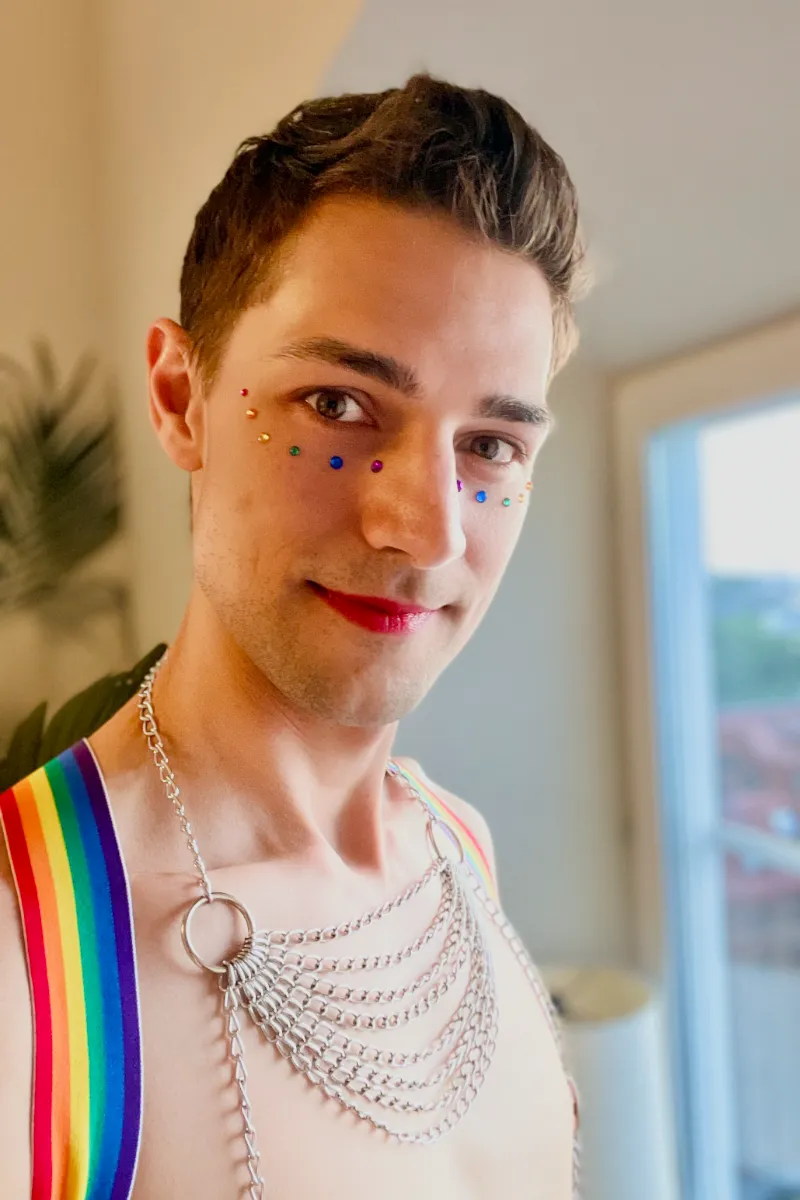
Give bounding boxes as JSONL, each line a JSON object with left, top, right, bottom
{"left": 0, "top": 823, "right": 34, "bottom": 1193}
{"left": 0, "top": 831, "right": 27, "bottom": 971}
{"left": 0, "top": 828, "right": 16, "bottom": 900}
{"left": 0, "top": 767, "right": 42, "bottom": 983}
{"left": 392, "top": 755, "right": 497, "bottom": 880}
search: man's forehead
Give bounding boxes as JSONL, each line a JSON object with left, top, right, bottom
{"left": 243, "top": 197, "right": 555, "bottom": 391}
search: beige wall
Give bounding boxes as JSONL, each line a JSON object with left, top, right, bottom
{"left": 0, "top": 0, "right": 106, "bottom": 731}
{"left": 0, "top": 0, "right": 104, "bottom": 363}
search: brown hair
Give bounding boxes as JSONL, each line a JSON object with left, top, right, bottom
{"left": 180, "top": 72, "right": 588, "bottom": 387}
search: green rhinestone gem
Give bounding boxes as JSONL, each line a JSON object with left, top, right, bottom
{"left": 503, "top": 497, "right": 511, "bottom": 507}
{"left": 289, "top": 445, "right": 301, "bottom": 456}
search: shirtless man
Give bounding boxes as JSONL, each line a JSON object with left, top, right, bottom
{"left": 0, "top": 73, "right": 585, "bottom": 1198}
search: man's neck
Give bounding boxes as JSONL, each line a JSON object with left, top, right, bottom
{"left": 143, "top": 622, "right": 401, "bottom": 876}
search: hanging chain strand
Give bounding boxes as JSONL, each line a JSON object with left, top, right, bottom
{"left": 223, "top": 984, "right": 265, "bottom": 1199}
{"left": 137, "top": 661, "right": 213, "bottom": 901}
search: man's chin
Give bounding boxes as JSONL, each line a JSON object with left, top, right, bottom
{"left": 276, "top": 658, "right": 435, "bottom": 728}
{"left": 237, "top": 607, "right": 457, "bottom": 726}
{"left": 314, "top": 677, "right": 430, "bottom": 728}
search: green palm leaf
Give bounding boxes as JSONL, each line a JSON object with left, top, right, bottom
{"left": 0, "top": 341, "right": 123, "bottom": 608}
{"left": 0, "top": 643, "right": 167, "bottom": 792}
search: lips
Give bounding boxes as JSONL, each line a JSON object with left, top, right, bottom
{"left": 308, "top": 583, "right": 436, "bottom": 635}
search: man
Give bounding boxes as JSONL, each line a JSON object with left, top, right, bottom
{"left": 0, "top": 73, "right": 585, "bottom": 1198}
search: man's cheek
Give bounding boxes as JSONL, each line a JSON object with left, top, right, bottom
{"left": 230, "top": 476, "right": 260, "bottom": 520}
{"left": 479, "top": 526, "right": 518, "bottom": 575}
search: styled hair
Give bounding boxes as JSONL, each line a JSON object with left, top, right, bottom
{"left": 180, "top": 72, "right": 588, "bottom": 386}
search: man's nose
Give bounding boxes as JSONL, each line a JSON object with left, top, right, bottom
{"left": 359, "top": 428, "right": 467, "bottom": 570}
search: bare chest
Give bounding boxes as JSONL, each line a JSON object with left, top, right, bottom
{"left": 127, "top": 870, "right": 574, "bottom": 1200}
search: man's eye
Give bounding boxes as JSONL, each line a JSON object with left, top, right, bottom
{"left": 469, "top": 435, "right": 517, "bottom": 464}
{"left": 303, "top": 389, "right": 365, "bottom": 423}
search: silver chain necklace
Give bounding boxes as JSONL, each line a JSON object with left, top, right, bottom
{"left": 137, "top": 660, "right": 578, "bottom": 1198}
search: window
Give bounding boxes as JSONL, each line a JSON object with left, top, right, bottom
{"left": 611, "top": 315, "right": 800, "bottom": 1200}
{"left": 648, "top": 397, "right": 800, "bottom": 1200}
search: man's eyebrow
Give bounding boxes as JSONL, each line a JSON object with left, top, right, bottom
{"left": 272, "top": 336, "right": 554, "bottom": 429}
{"left": 273, "top": 337, "right": 420, "bottom": 396}
{"left": 477, "top": 394, "right": 554, "bottom": 429}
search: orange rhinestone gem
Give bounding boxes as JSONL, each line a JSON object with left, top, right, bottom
{"left": 257, "top": 433, "right": 271, "bottom": 444}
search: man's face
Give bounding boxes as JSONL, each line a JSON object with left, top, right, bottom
{"left": 188, "top": 195, "right": 555, "bottom": 726}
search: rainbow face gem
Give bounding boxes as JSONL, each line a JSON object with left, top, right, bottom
{"left": 502, "top": 497, "right": 511, "bottom": 507}
{"left": 475, "top": 490, "right": 487, "bottom": 503}
{"left": 371, "top": 460, "right": 383, "bottom": 473}
{"left": 245, "top": 408, "right": 258, "bottom": 419}
{"left": 240, "top": 388, "right": 249, "bottom": 397}
{"left": 257, "top": 433, "right": 271, "bottom": 444}
{"left": 289, "top": 446, "right": 301, "bottom": 456}
{"left": 330, "top": 456, "right": 344, "bottom": 470}
{"left": 457, "top": 479, "right": 463, "bottom": 492}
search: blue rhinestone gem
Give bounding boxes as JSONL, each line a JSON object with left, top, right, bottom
{"left": 330, "top": 456, "right": 344, "bottom": 470}
{"left": 475, "top": 490, "right": 487, "bottom": 503}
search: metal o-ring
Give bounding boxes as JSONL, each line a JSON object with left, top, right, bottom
{"left": 425, "top": 815, "right": 465, "bottom": 867}
{"left": 181, "top": 892, "right": 256, "bottom": 975}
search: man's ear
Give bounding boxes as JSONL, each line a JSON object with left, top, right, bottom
{"left": 146, "top": 318, "right": 205, "bottom": 472}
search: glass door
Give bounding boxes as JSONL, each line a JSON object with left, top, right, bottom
{"left": 647, "top": 396, "right": 800, "bottom": 1200}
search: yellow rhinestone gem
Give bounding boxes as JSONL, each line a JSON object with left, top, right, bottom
{"left": 257, "top": 432, "right": 271, "bottom": 444}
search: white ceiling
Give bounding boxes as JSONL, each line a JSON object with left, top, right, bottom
{"left": 323, "top": 0, "right": 800, "bottom": 371}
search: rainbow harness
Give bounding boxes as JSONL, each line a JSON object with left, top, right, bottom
{"left": 0, "top": 740, "right": 142, "bottom": 1200}
{"left": 392, "top": 761, "right": 497, "bottom": 899}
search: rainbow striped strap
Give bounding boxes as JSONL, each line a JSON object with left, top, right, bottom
{"left": 392, "top": 762, "right": 497, "bottom": 899}
{"left": 0, "top": 739, "right": 142, "bottom": 1200}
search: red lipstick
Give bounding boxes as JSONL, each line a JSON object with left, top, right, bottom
{"left": 309, "top": 584, "right": 436, "bottom": 635}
